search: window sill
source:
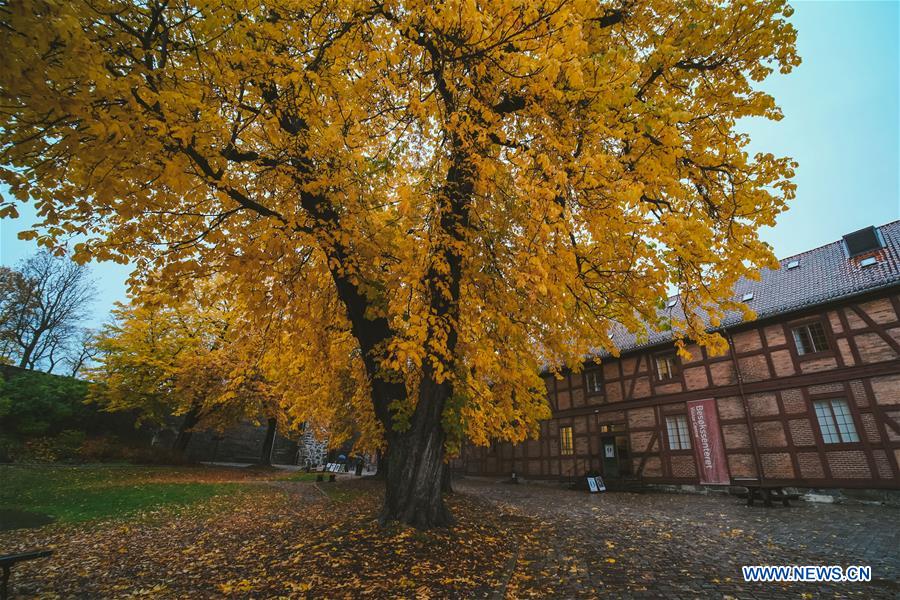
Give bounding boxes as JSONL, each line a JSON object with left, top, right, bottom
{"left": 796, "top": 350, "right": 835, "bottom": 362}
{"left": 819, "top": 441, "right": 863, "bottom": 449}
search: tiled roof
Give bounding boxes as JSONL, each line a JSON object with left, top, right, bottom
{"left": 604, "top": 219, "right": 900, "bottom": 355}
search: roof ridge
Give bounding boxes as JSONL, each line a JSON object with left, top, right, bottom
{"left": 607, "top": 218, "right": 900, "bottom": 359}
{"left": 776, "top": 219, "right": 900, "bottom": 264}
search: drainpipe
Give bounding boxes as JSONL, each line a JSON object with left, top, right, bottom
{"left": 724, "top": 328, "right": 764, "bottom": 485}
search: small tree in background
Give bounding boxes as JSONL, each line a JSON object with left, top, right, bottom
{"left": 0, "top": 251, "right": 95, "bottom": 373}
{"left": 89, "top": 283, "right": 282, "bottom": 456}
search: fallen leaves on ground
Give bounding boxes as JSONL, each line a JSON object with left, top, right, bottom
{"left": 1, "top": 475, "right": 531, "bottom": 599}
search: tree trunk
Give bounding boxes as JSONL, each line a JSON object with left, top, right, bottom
{"left": 304, "top": 145, "right": 471, "bottom": 529}
{"left": 380, "top": 373, "right": 453, "bottom": 528}
{"left": 370, "top": 448, "right": 388, "bottom": 480}
{"left": 441, "top": 462, "right": 453, "bottom": 495}
{"left": 259, "top": 417, "right": 277, "bottom": 465}
{"left": 172, "top": 407, "right": 201, "bottom": 454}
{"left": 18, "top": 338, "right": 37, "bottom": 370}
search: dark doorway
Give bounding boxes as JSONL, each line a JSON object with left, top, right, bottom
{"left": 601, "top": 434, "right": 631, "bottom": 479}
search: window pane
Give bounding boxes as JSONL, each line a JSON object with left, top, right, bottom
{"left": 657, "top": 355, "right": 675, "bottom": 379}
{"left": 666, "top": 415, "right": 690, "bottom": 450}
{"left": 586, "top": 372, "right": 602, "bottom": 393}
{"left": 814, "top": 401, "right": 840, "bottom": 443}
{"left": 808, "top": 322, "right": 830, "bottom": 353}
{"left": 793, "top": 322, "right": 830, "bottom": 355}
{"left": 666, "top": 417, "right": 679, "bottom": 450}
{"left": 793, "top": 326, "right": 812, "bottom": 354}
{"left": 831, "top": 399, "right": 859, "bottom": 442}
{"left": 676, "top": 415, "right": 691, "bottom": 450}
{"left": 560, "top": 426, "right": 574, "bottom": 455}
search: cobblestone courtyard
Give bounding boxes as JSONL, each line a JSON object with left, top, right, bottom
{"left": 4, "top": 468, "right": 898, "bottom": 598}
{"left": 458, "top": 478, "right": 900, "bottom": 599}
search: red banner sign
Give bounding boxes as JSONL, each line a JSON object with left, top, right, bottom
{"left": 686, "top": 399, "right": 730, "bottom": 485}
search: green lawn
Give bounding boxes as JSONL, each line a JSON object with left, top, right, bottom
{"left": 0, "top": 465, "right": 246, "bottom": 525}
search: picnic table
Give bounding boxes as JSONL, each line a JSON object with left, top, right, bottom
{"left": 732, "top": 478, "right": 800, "bottom": 507}
{"left": 1, "top": 550, "right": 52, "bottom": 600}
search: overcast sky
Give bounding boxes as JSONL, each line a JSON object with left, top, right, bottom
{"left": 2, "top": 0, "right": 899, "bottom": 329}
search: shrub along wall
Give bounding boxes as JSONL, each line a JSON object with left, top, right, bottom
{"left": 0, "top": 365, "right": 153, "bottom": 462}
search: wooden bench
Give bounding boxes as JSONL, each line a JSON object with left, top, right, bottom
{"left": 732, "top": 478, "right": 800, "bottom": 507}
{"left": 1, "top": 550, "right": 52, "bottom": 600}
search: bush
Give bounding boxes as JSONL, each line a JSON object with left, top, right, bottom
{"left": 16, "top": 437, "right": 63, "bottom": 462}
{"left": 0, "top": 369, "right": 90, "bottom": 437}
{"left": 74, "top": 435, "right": 192, "bottom": 465}
{"left": 0, "top": 434, "right": 21, "bottom": 463}
{"left": 77, "top": 436, "right": 125, "bottom": 462}
{"left": 56, "top": 429, "right": 86, "bottom": 456}
{"left": 0, "top": 368, "right": 155, "bottom": 464}
{"left": 12, "top": 429, "right": 87, "bottom": 463}
{"left": 124, "top": 445, "right": 192, "bottom": 465}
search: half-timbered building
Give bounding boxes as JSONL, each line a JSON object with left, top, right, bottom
{"left": 458, "top": 221, "right": 900, "bottom": 492}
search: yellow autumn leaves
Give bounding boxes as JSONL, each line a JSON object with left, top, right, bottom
{"left": 1, "top": 0, "right": 798, "bottom": 456}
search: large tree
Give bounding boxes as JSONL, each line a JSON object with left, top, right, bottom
{"left": 0, "top": 251, "right": 95, "bottom": 372}
{"left": 1, "top": 0, "right": 798, "bottom": 526}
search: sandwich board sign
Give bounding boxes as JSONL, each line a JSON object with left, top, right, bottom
{"left": 587, "top": 476, "right": 607, "bottom": 493}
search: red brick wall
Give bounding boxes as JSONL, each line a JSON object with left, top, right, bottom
{"left": 826, "top": 451, "right": 871, "bottom": 479}
{"left": 630, "top": 430, "right": 655, "bottom": 453}
{"left": 797, "top": 453, "right": 825, "bottom": 479}
{"left": 799, "top": 356, "right": 839, "bottom": 374}
{"left": 770, "top": 349, "right": 796, "bottom": 377}
{"left": 754, "top": 422, "right": 787, "bottom": 448}
{"left": 761, "top": 453, "right": 794, "bottom": 479}
{"left": 747, "top": 393, "right": 779, "bottom": 417}
{"left": 738, "top": 354, "right": 771, "bottom": 383}
{"left": 855, "top": 333, "right": 898, "bottom": 363}
{"left": 716, "top": 396, "right": 744, "bottom": 420}
{"left": 722, "top": 424, "right": 750, "bottom": 449}
{"left": 462, "top": 291, "right": 900, "bottom": 487}
{"left": 728, "top": 454, "right": 757, "bottom": 478}
{"left": 733, "top": 329, "right": 763, "bottom": 353}
{"left": 871, "top": 375, "right": 900, "bottom": 405}
{"left": 709, "top": 361, "right": 737, "bottom": 386}
{"left": 781, "top": 389, "right": 806, "bottom": 414}
{"left": 670, "top": 455, "right": 697, "bottom": 478}
{"left": 683, "top": 366, "right": 709, "bottom": 390}
{"left": 627, "top": 407, "right": 656, "bottom": 429}
{"left": 788, "top": 418, "right": 815, "bottom": 446}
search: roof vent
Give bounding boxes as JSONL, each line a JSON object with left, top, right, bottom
{"left": 666, "top": 298, "right": 677, "bottom": 308}
{"left": 786, "top": 260, "right": 800, "bottom": 269}
{"left": 859, "top": 256, "right": 879, "bottom": 268}
{"left": 843, "top": 226, "right": 883, "bottom": 258}
{"left": 741, "top": 292, "right": 754, "bottom": 301}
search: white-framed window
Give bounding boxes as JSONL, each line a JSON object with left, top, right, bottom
{"left": 666, "top": 415, "right": 691, "bottom": 450}
{"left": 585, "top": 371, "right": 603, "bottom": 394}
{"left": 792, "top": 321, "right": 830, "bottom": 355}
{"left": 813, "top": 399, "right": 860, "bottom": 444}
{"left": 655, "top": 353, "right": 678, "bottom": 381}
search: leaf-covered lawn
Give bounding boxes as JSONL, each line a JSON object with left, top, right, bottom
{"left": 0, "top": 466, "right": 531, "bottom": 598}
{"left": 0, "top": 464, "right": 290, "bottom": 524}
